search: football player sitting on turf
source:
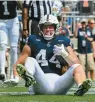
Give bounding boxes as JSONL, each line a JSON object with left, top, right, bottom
{"left": 4, "top": 14, "right": 92, "bottom": 96}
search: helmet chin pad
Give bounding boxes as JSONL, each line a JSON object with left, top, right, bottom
{"left": 40, "top": 31, "right": 55, "bottom": 40}
{"left": 43, "top": 33, "right": 54, "bottom": 40}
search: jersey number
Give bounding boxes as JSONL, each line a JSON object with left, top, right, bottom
{"left": 36, "top": 49, "right": 60, "bottom": 68}
{"left": 2, "top": 1, "right": 10, "bottom": 15}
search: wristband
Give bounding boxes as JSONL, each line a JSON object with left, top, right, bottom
{"left": 23, "top": 29, "right": 27, "bottom": 31}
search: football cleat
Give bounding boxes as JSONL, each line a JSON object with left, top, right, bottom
{"left": 74, "top": 79, "right": 92, "bottom": 96}
{"left": 3, "top": 79, "right": 18, "bottom": 87}
{"left": 0, "top": 74, "right": 5, "bottom": 81}
{"left": 16, "top": 64, "right": 36, "bottom": 87}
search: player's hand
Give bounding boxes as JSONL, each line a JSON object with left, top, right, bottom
{"left": 22, "top": 29, "right": 29, "bottom": 38}
{"left": 53, "top": 44, "right": 69, "bottom": 58}
{"left": 3, "top": 76, "right": 19, "bottom": 87}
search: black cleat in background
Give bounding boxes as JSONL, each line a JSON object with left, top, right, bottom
{"left": 0, "top": 74, "right": 5, "bottom": 81}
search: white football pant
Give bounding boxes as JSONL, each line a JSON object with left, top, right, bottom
{"left": 25, "top": 57, "right": 80, "bottom": 95}
{"left": 0, "top": 17, "right": 19, "bottom": 78}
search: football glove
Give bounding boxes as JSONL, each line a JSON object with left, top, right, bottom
{"left": 53, "top": 44, "right": 69, "bottom": 58}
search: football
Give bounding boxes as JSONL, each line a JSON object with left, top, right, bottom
{"left": 56, "top": 55, "right": 68, "bottom": 66}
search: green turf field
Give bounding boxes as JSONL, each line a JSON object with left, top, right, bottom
{"left": 0, "top": 87, "right": 27, "bottom": 92}
{"left": 0, "top": 87, "right": 95, "bottom": 102}
{"left": 0, "top": 94, "right": 95, "bottom": 102}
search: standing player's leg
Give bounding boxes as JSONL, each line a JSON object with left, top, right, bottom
{"left": 0, "top": 25, "right": 8, "bottom": 81}
{"left": 9, "top": 17, "right": 20, "bottom": 79}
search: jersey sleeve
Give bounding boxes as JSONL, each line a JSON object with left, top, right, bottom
{"left": 27, "top": 35, "right": 34, "bottom": 48}
{"left": 63, "top": 36, "right": 71, "bottom": 47}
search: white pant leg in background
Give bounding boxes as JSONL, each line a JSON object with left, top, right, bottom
{"left": 0, "top": 17, "right": 19, "bottom": 78}
{"left": 7, "top": 17, "right": 19, "bottom": 78}
{"left": 0, "top": 20, "right": 8, "bottom": 75}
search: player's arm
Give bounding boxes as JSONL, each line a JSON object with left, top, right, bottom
{"left": 54, "top": 44, "right": 80, "bottom": 67}
{"left": 65, "top": 46, "right": 80, "bottom": 66}
{"left": 13, "top": 45, "right": 31, "bottom": 77}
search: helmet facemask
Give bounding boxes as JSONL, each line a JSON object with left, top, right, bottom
{"left": 39, "top": 24, "right": 56, "bottom": 40}
{"left": 39, "top": 14, "right": 59, "bottom": 40}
